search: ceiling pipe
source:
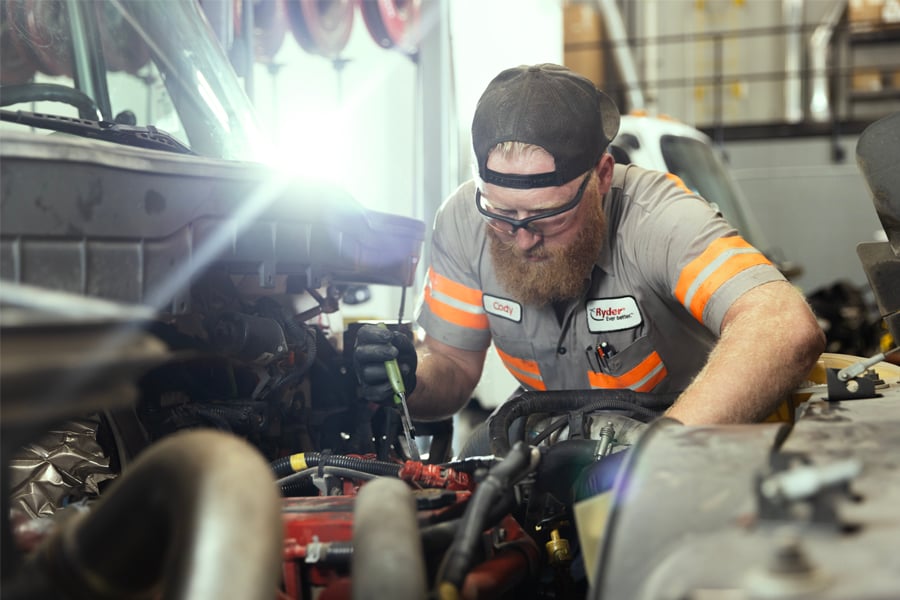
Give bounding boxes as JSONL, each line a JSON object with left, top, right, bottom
{"left": 783, "top": 0, "right": 804, "bottom": 123}
{"left": 596, "top": 0, "right": 646, "bottom": 111}
{"left": 809, "top": 1, "right": 847, "bottom": 123}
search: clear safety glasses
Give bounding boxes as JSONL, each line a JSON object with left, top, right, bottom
{"left": 475, "top": 171, "right": 591, "bottom": 237}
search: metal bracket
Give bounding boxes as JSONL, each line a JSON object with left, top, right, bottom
{"left": 825, "top": 367, "right": 879, "bottom": 401}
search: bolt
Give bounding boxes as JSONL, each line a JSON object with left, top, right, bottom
{"left": 769, "top": 530, "right": 813, "bottom": 575}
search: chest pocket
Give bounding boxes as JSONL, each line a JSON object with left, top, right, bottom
{"left": 492, "top": 336, "right": 546, "bottom": 391}
{"left": 587, "top": 334, "right": 667, "bottom": 393}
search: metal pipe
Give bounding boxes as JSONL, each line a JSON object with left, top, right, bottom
{"left": 352, "top": 477, "right": 427, "bottom": 600}
{"left": 596, "top": 0, "right": 646, "bottom": 110}
{"left": 16, "top": 429, "right": 282, "bottom": 600}
{"left": 784, "top": 0, "right": 804, "bottom": 123}
{"left": 809, "top": 1, "right": 847, "bottom": 122}
{"left": 643, "top": 0, "right": 660, "bottom": 115}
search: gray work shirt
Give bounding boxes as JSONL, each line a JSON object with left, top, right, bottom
{"left": 415, "top": 164, "right": 784, "bottom": 401}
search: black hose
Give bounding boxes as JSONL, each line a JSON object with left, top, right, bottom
{"left": 435, "top": 442, "right": 537, "bottom": 593}
{"left": 420, "top": 491, "right": 515, "bottom": 557}
{"left": 574, "top": 448, "right": 632, "bottom": 501}
{"left": 533, "top": 439, "right": 602, "bottom": 507}
{"left": 270, "top": 452, "right": 402, "bottom": 479}
{"left": 187, "top": 403, "right": 262, "bottom": 434}
{"left": 279, "top": 476, "right": 319, "bottom": 498}
{"left": 438, "top": 456, "right": 499, "bottom": 474}
{"left": 280, "top": 321, "right": 318, "bottom": 378}
{"left": 253, "top": 297, "right": 318, "bottom": 400}
{"left": 0, "top": 83, "right": 101, "bottom": 118}
{"left": 321, "top": 542, "right": 353, "bottom": 562}
{"left": 277, "top": 466, "right": 380, "bottom": 496}
{"left": 488, "top": 389, "right": 674, "bottom": 455}
{"left": 529, "top": 414, "right": 570, "bottom": 445}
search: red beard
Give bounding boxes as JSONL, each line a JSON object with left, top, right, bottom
{"left": 489, "top": 191, "right": 606, "bottom": 307}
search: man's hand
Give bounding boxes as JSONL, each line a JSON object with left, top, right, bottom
{"left": 353, "top": 324, "right": 418, "bottom": 404}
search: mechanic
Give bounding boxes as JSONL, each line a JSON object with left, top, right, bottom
{"left": 355, "top": 63, "right": 825, "bottom": 426}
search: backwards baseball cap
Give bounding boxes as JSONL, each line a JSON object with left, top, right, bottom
{"left": 472, "top": 63, "right": 620, "bottom": 189}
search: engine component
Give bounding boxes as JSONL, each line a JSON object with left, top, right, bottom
{"left": 207, "top": 311, "right": 288, "bottom": 365}
{"left": 10, "top": 415, "right": 115, "bottom": 519}
{"left": 435, "top": 442, "right": 540, "bottom": 597}
{"left": 6, "top": 429, "right": 282, "bottom": 600}
{"left": 487, "top": 389, "right": 673, "bottom": 456}
{"left": 351, "top": 477, "right": 426, "bottom": 600}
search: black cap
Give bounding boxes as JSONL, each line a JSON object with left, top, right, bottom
{"left": 472, "top": 63, "right": 620, "bottom": 189}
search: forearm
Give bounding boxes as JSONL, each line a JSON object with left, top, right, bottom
{"left": 407, "top": 339, "right": 487, "bottom": 422}
{"left": 665, "top": 281, "right": 825, "bottom": 425}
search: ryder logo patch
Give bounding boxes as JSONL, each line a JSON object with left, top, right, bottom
{"left": 483, "top": 294, "right": 522, "bottom": 322}
{"left": 586, "top": 296, "right": 642, "bottom": 332}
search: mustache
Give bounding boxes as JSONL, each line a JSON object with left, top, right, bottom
{"left": 490, "top": 233, "right": 550, "bottom": 260}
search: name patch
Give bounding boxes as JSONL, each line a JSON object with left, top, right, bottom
{"left": 484, "top": 294, "right": 522, "bottom": 322}
{"left": 586, "top": 296, "right": 642, "bottom": 332}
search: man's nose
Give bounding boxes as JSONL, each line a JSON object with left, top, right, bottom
{"left": 514, "top": 227, "right": 542, "bottom": 251}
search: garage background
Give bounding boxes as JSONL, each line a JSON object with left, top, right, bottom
{"left": 200, "top": 0, "right": 899, "bottom": 321}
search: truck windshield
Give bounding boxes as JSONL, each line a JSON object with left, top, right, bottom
{"left": 0, "top": 0, "right": 265, "bottom": 161}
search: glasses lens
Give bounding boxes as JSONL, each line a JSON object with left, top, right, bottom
{"left": 484, "top": 217, "right": 514, "bottom": 235}
{"left": 476, "top": 171, "right": 590, "bottom": 237}
{"left": 528, "top": 213, "right": 572, "bottom": 236}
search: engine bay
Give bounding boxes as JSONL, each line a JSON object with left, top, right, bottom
{"left": 3, "top": 1, "right": 900, "bottom": 598}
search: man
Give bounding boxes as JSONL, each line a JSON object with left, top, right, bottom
{"left": 355, "top": 63, "right": 824, "bottom": 426}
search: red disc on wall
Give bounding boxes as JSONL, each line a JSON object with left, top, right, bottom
{"left": 360, "top": 0, "right": 420, "bottom": 57}
{"left": 285, "top": 0, "right": 354, "bottom": 60}
{"left": 253, "top": 0, "right": 288, "bottom": 63}
{"left": 9, "top": 0, "right": 73, "bottom": 77}
{"left": 1, "top": 1, "right": 38, "bottom": 84}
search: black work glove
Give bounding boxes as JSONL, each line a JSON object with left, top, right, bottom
{"left": 353, "top": 324, "right": 418, "bottom": 404}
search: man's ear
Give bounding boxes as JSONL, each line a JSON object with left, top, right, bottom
{"left": 595, "top": 153, "right": 615, "bottom": 191}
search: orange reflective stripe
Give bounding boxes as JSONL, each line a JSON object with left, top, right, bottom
{"left": 675, "top": 238, "right": 751, "bottom": 302}
{"left": 674, "top": 237, "right": 772, "bottom": 321}
{"left": 511, "top": 372, "right": 547, "bottom": 391}
{"left": 424, "top": 286, "right": 489, "bottom": 330}
{"left": 495, "top": 347, "right": 540, "bottom": 376}
{"left": 423, "top": 268, "right": 489, "bottom": 330}
{"left": 495, "top": 347, "right": 546, "bottom": 391}
{"left": 686, "top": 253, "right": 772, "bottom": 321}
{"left": 428, "top": 268, "right": 483, "bottom": 307}
{"left": 634, "top": 364, "right": 668, "bottom": 392}
{"left": 666, "top": 172, "right": 692, "bottom": 194}
{"left": 587, "top": 351, "right": 667, "bottom": 392}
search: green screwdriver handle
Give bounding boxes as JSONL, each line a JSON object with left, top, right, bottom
{"left": 384, "top": 358, "right": 406, "bottom": 405}
{"left": 377, "top": 323, "right": 406, "bottom": 404}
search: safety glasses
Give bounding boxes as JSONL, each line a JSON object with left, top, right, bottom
{"left": 475, "top": 171, "right": 591, "bottom": 237}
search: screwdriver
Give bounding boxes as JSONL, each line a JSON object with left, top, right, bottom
{"left": 378, "top": 324, "right": 420, "bottom": 461}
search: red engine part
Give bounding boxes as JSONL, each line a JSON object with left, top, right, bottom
{"left": 399, "top": 460, "right": 473, "bottom": 491}
{"left": 460, "top": 515, "right": 541, "bottom": 599}
{"left": 280, "top": 488, "right": 469, "bottom": 599}
{"left": 279, "top": 486, "right": 542, "bottom": 599}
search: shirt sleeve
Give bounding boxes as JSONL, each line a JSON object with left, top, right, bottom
{"left": 632, "top": 170, "right": 786, "bottom": 334}
{"left": 414, "top": 182, "right": 493, "bottom": 351}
